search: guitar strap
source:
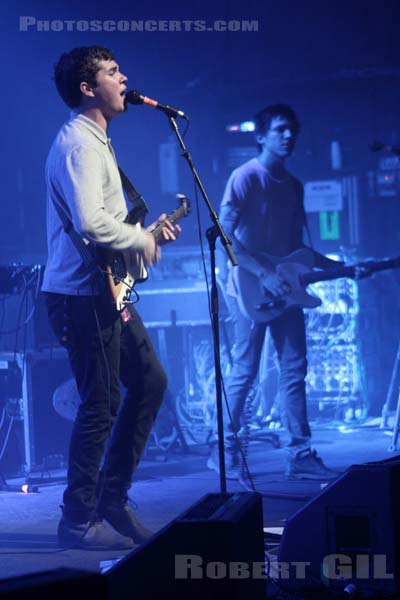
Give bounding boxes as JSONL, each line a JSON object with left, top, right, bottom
{"left": 118, "top": 166, "right": 149, "bottom": 225}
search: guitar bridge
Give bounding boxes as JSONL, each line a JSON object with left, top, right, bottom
{"left": 256, "top": 299, "right": 286, "bottom": 311}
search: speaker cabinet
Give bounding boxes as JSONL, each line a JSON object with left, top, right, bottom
{"left": 23, "top": 348, "right": 73, "bottom": 471}
{"left": 278, "top": 457, "right": 400, "bottom": 595}
{"left": 107, "top": 492, "right": 266, "bottom": 599}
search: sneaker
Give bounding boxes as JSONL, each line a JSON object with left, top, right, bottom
{"left": 99, "top": 503, "right": 154, "bottom": 545}
{"left": 58, "top": 516, "right": 134, "bottom": 550}
{"left": 285, "top": 449, "right": 339, "bottom": 481}
{"left": 206, "top": 446, "right": 241, "bottom": 480}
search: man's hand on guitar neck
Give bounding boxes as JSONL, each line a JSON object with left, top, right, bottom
{"left": 142, "top": 213, "right": 182, "bottom": 267}
{"left": 148, "top": 212, "right": 182, "bottom": 246}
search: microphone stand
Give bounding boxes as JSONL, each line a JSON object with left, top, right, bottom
{"left": 167, "top": 116, "right": 237, "bottom": 493}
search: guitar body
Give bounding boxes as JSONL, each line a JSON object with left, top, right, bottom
{"left": 98, "top": 224, "right": 149, "bottom": 311}
{"left": 233, "top": 248, "right": 322, "bottom": 323}
{"left": 232, "top": 248, "right": 400, "bottom": 323}
{"left": 99, "top": 196, "right": 191, "bottom": 311}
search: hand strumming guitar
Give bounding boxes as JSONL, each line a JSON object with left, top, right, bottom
{"left": 261, "top": 270, "right": 291, "bottom": 298}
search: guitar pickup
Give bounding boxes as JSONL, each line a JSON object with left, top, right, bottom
{"left": 111, "top": 255, "right": 127, "bottom": 285}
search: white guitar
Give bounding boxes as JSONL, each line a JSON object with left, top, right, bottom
{"left": 232, "top": 248, "right": 400, "bottom": 322}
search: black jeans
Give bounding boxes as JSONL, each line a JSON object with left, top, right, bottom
{"left": 224, "top": 298, "right": 311, "bottom": 451}
{"left": 45, "top": 292, "right": 167, "bottom": 524}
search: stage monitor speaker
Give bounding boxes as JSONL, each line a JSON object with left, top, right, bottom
{"left": 0, "top": 568, "right": 107, "bottom": 599}
{"left": 278, "top": 456, "right": 400, "bottom": 595}
{"left": 107, "top": 492, "right": 266, "bottom": 599}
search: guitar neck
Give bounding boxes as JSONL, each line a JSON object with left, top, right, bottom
{"left": 301, "top": 256, "right": 400, "bottom": 286}
{"left": 151, "top": 207, "right": 187, "bottom": 243}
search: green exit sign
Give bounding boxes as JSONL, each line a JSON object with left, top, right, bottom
{"left": 320, "top": 211, "right": 340, "bottom": 240}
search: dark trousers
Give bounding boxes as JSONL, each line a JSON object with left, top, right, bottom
{"left": 225, "top": 298, "right": 311, "bottom": 450}
{"left": 45, "top": 292, "right": 167, "bottom": 524}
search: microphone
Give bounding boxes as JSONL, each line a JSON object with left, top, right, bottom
{"left": 125, "top": 90, "right": 188, "bottom": 120}
{"left": 370, "top": 140, "right": 400, "bottom": 156}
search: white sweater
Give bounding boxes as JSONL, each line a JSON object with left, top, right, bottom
{"left": 42, "top": 112, "right": 147, "bottom": 295}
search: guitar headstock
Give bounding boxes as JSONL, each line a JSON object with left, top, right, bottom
{"left": 176, "top": 194, "right": 191, "bottom": 217}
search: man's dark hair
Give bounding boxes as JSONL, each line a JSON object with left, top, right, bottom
{"left": 253, "top": 104, "right": 300, "bottom": 151}
{"left": 54, "top": 46, "right": 115, "bottom": 108}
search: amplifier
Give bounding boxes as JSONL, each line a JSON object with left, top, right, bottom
{"left": 1, "top": 349, "right": 73, "bottom": 472}
{"left": 137, "top": 280, "right": 210, "bottom": 327}
{"left": 136, "top": 245, "right": 212, "bottom": 327}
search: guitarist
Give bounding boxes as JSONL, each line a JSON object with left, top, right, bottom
{"left": 209, "top": 104, "right": 341, "bottom": 480}
{"left": 41, "top": 47, "right": 181, "bottom": 549}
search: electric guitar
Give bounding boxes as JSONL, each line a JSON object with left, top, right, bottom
{"left": 98, "top": 195, "right": 190, "bottom": 311}
{"left": 232, "top": 248, "right": 400, "bottom": 323}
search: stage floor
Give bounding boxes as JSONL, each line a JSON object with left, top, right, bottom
{"left": 0, "top": 421, "right": 398, "bottom": 586}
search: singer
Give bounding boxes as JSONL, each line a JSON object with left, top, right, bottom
{"left": 42, "top": 46, "right": 181, "bottom": 550}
